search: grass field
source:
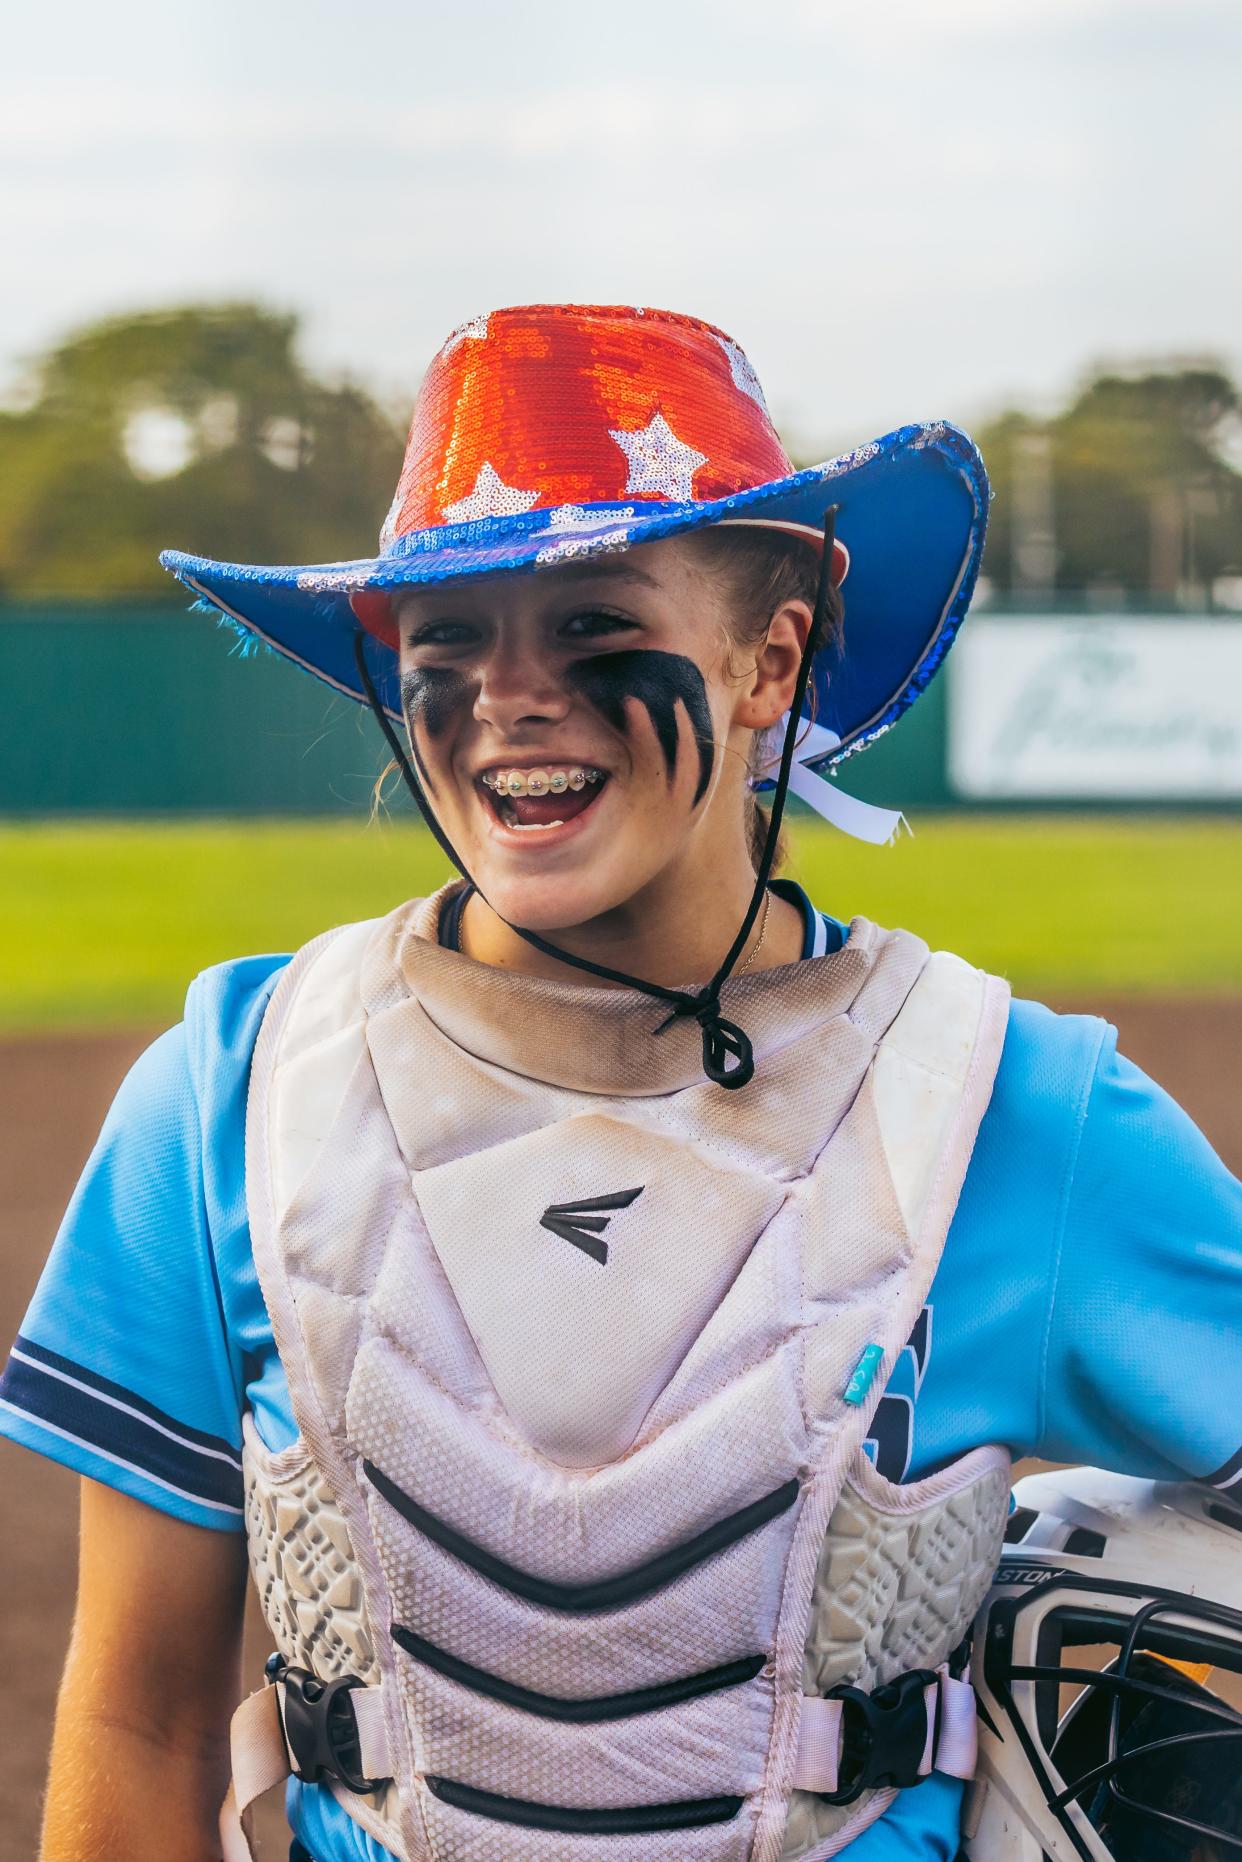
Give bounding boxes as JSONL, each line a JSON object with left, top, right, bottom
{"left": 1, "top": 814, "right": 1239, "bottom": 1030}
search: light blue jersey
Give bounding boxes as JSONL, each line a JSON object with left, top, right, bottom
{"left": 5, "top": 889, "right": 1241, "bottom": 1862}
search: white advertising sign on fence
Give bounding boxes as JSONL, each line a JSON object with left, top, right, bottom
{"left": 948, "top": 618, "right": 1242, "bottom": 799}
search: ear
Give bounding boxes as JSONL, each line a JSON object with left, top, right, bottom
{"left": 730, "top": 600, "right": 814, "bottom": 732}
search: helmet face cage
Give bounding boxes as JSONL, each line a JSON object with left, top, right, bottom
{"left": 977, "top": 1565, "right": 1242, "bottom": 1859}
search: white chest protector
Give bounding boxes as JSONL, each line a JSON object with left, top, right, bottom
{"left": 235, "top": 889, "right": 1012, "bottom": 1862}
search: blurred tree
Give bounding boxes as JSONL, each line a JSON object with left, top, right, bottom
{"left": 979, "top": 365, "right": 1242, "bottom": 601}
{"left": 0, "top": 304, "right": 404, "bottom": 597}
{"left": 5, "top": 311, "right": 1241, "bottom": 605}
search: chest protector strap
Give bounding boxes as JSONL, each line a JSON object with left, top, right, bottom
{"left": 231, "top": 890, "right": 1012, "bottom": 1861}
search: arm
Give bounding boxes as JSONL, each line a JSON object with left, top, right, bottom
{"left": 1037, "top": 1023, "right": 1242, "bottom": 1483}
{"left": 42, "top": 1478, "right": 249, "bottom": 1862}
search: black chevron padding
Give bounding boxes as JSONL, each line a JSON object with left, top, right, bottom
{"left": 392, "top": 1625, "right": 765, "bottom": 1720}
{"left": 426, "top": 1776, "right": 744, "bottom": 1833}
{"left": 363, "top": 1461, "right": 800, "bottom": 1614}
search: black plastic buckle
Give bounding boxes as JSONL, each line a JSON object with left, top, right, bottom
{"left": 816, "top": 1668, "right": 938, "bottom": 1805}
{"left": 265, "top": 1653, "right": 379, "bottom": 1795}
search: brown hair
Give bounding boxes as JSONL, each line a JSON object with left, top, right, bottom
{"left": 681, "top": 525, "right": 845, "bottom": 871}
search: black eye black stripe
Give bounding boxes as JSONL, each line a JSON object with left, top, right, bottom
{"left": 363, "top": 1461, "right": 800, "bottom": 1614}
{"left": 565, "top": 650, "right": 716, "bottom": 802}
{"left": 392, "top": 1625, "right": 765, "bottom": 1721}
{"left": 398, "top": 652, "right": 716, "bottom": 802}
{"left": 426, "top": 1776, "right": 744, "bottom": 1834}
{"left": 399, "top": 665, "right": 473, "bottom": 792}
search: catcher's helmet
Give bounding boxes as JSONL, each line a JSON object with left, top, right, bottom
{"left": 965, "top": 1465, "right": 1242, "bottom": 1859}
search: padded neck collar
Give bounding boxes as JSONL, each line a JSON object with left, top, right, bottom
{"left": 362, "top": 885, "right": 883, "bottom": 1097}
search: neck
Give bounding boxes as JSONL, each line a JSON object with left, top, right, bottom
{"left": 457, "top": 857, "right": 805, "bottom": 990}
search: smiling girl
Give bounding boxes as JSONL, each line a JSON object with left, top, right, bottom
{"left": 387, "top": 531, "right": 824, "bottom": 989}
{"left": 4, "top": 305, "right": 1239, "bottom": 1862}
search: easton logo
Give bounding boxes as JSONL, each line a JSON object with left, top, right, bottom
{"left": 998, "top": 1564, "right": 1067, "bottom": 1587}
{"left": 539, "top": 1187, "right": 644, "bottom": 1265}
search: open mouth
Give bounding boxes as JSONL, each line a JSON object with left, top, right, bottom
{"left": 479, "top": 765, "right": 608, "bottom": 832}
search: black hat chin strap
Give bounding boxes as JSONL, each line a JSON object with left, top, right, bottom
{"left": 354, "top": 507, "right": 838, "bottom": 1091}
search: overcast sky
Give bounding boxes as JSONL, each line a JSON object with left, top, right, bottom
{"left": 5, "top": 0, "right": 1239, "bottom": 450}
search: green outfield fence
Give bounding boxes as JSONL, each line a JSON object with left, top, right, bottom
{"left": 2, "top": 601, "right": 1238, "bottom": 816}
{"left": 0, "top": 603, "right": 946, "bottom": 816}
{"left": 2, "top": 604, "right": 401, "bottom": 816}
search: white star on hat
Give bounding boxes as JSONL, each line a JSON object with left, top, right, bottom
{"left": 441, "top": 462, "right": 540, "bottom": 525}
{"left": 715, "top": 335, "right": 770, "bottom": 416}
{"left": 609, "top": 412, "right": 708, "bottom": 502}
{"left": 541, "top": 503, "right": 635, "bottom": 534}
{"left": 440, "top": 312, "right": 489, "bottom": 355}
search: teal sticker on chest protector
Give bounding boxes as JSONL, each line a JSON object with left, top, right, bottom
{"left": 843, "top": 1343, "right": 885, "bottom": 1406}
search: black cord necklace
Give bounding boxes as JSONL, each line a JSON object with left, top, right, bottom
{"left": 354, "top": 507, "right": 838, "bottom": 1091}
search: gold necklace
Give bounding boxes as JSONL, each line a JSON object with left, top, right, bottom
{"left": 735, "top": 890, "right": 772, "bottom": 976}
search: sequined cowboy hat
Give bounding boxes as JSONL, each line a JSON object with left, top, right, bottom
{"left": 160, "top": 303, "right": 988, "bottom": 779}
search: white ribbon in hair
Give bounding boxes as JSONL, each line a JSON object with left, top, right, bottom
{"left": 753, "top": 717, "right": 907, "bottom": 847}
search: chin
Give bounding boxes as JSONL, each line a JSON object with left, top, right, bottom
{"left": 468, "top": 861, "right": 642, "bottom": 936}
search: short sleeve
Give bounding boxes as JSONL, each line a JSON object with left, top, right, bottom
{"left": 0, "top": 1022, "right": 247, "bottom": 1531}
{"left": 1038, "top": 1024, "right": 1242, "bottom": 1489}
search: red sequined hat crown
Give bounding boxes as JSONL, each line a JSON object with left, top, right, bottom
{"left": 380, "top": 303, "right": 801, "bottom": 545}
{"left": 160, "top": 301, "right": 990, "bottom": 769}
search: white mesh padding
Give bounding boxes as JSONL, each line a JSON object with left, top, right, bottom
{"left": 421, "top": 1795, "right": 762, "bottom": 1862}
{"left": 400, "top": 1657, "right": 773, "bottom": 1809}
{"left": 243, "top": 1419, "right": 379, "bottom": 1682}
{"left": 242, "top": 1417, "right": 403, "bottom": 1850}
{"left": 410, "top": 1110, "right": 787, "bottom": 1468}
{"left": 348, "top": 1335, "right": 807, "bottom": 1581}
{"left": 244, "top": 889, "right": 1011, "bottom": 1861}
{"left": 780, "top": 1446, "right": 1012, "bottom": 1858}
{"left": 372, "top": 1495, "right": 791, "bottom": 1697}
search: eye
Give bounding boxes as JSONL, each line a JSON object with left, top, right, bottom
{"left": 560, "top": 608, "right": 639, "bottom": 640}
{"left": 405, "top": 618, "right": 480, "bottom": 649}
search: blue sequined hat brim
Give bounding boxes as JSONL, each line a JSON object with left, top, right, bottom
{"left": 160, "top": 420, "right": 988, "bottom": 769}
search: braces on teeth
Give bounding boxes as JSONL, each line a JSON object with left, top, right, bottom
{"left": 482, "top": 767, "right": 605, "bottom": 797}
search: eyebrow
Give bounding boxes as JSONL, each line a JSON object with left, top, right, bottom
{"left": 397, "top": 556, "right": 660, "bottom": 629}
{"left": 542, "top": 558, "right": 659, "bottom": 589}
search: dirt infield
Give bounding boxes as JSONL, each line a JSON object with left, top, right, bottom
{"left": 2, "top": 1000, "right": 1239, "bottom": 1857}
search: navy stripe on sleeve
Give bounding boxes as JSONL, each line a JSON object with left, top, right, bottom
{"left": 0, "top": 1334, "right": 243, "bottom": 1514}
{"left": 1203, "top": 1444, "right": 1242, "bottom": 1492}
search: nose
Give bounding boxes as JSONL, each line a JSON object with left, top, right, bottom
{"left": 473, "top": 631, "right": 572, "bottom": 733}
